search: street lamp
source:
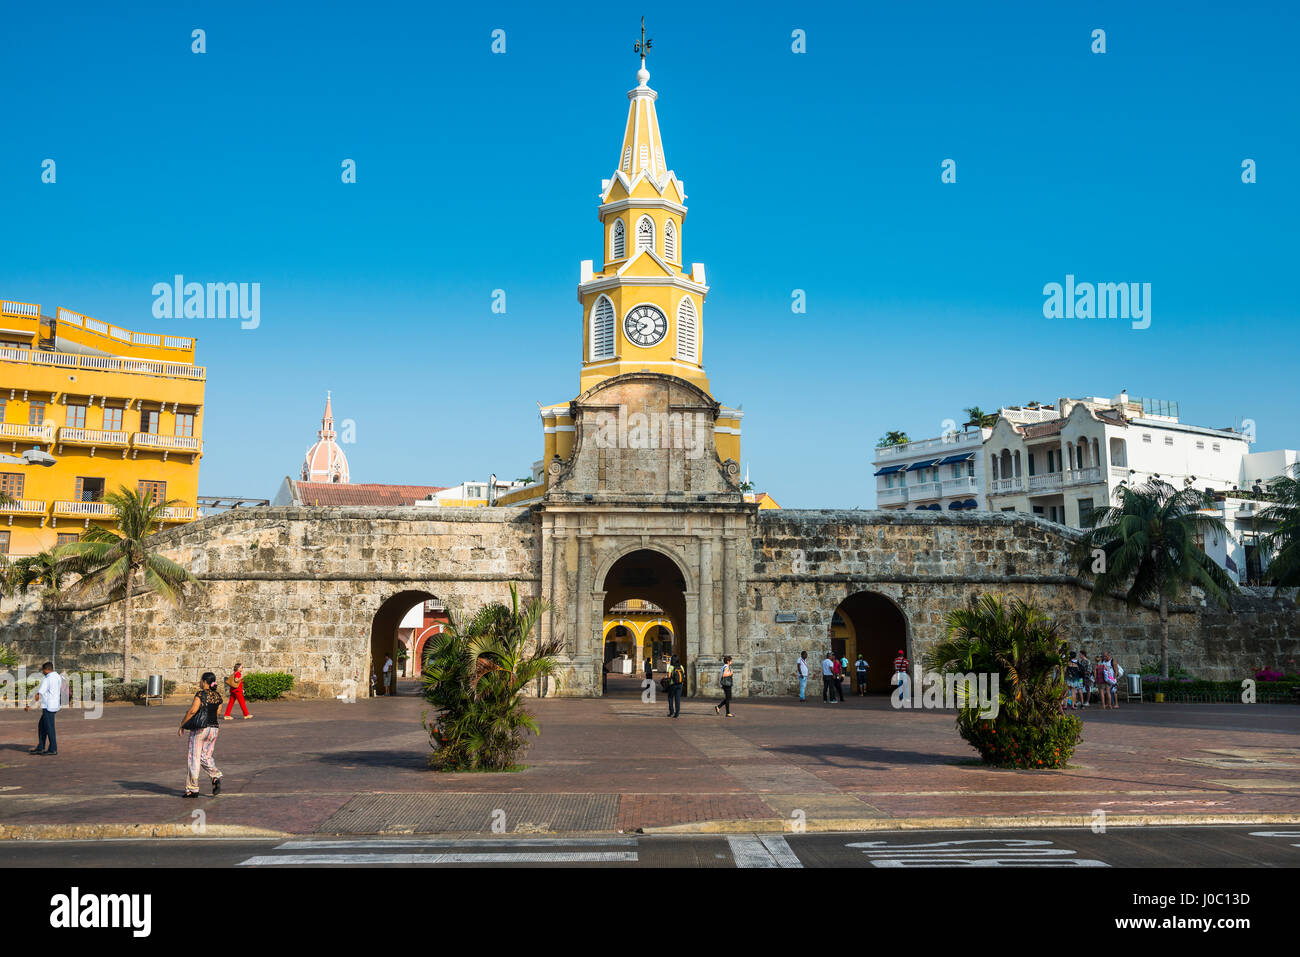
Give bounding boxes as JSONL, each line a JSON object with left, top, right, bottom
{"left": 0, "top": 449, "right": 56, "bottom": 466}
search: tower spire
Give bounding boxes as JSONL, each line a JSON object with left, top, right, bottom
{"left": 634, "top": 16, "right": 652, "bottom": 86}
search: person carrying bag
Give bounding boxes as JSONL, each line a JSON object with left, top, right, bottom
{"left": 714, "top": 655, "right": 735, "bottom": 717}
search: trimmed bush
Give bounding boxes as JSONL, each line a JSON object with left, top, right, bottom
{"left": 961, "top": 711, "right": 1083, "bottom": 769}
{"left": 241, "top": 672, "right": 294, "bottom": 700}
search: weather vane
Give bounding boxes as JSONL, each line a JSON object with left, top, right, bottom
{"left": 634, "top": 16, "right": 652, "bottom": 63}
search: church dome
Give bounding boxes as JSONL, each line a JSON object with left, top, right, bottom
{"left": 302, "top": 392, "right": 350, "bottom": 484}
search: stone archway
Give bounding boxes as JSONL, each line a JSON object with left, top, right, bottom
{"left": 599, "top": 548, "right": 690, "bottom": 695}
{"left": 369, "top": 590, "right": 435, "bottom": 696}
{"left": 831, "top": 590, "right": 909, "bottom": 694}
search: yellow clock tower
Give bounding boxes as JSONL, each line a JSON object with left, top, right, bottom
{"left": 497, "top": 29, "right": 744, "bottom": 506}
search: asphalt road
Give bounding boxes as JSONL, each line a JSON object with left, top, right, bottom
{"left": 2, "top": 826, "right": 1299, "bottom": 867}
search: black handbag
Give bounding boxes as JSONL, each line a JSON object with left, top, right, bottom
{"left": 721, "top": 670, "right": 733, "bottom": 689}
{"left": 181, "top": 693, "right": 210, "bottom": 731}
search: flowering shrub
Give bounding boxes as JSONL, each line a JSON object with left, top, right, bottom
{"left": 1255, "top": 668, "right": 1285, "bottom": 682}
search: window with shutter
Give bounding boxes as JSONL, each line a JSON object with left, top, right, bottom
{"left": 28, "top": 400, "right": 45, "bottom": 425}
{"left": 638, "top": 144, "right": 648, "bottom": 169}
{"left": 622, "top": 147, "right": 631, "bottom": 171}
{"left": 611, "top": 219, "right": 625, "bottom": 260}
{"left": 66, "top": 404, "right": 87, "bottom": 429}
{"left": 664, "top": 220, "right": 677, "bottom": 261}
{"left": 0, "top": 530, "right": 9, "bottom": 555}
{"left": 0, "top": 472, "right": 23, "bottom": 500}
{"left": 138, "top": 480, "right": 167, "bottom": 503}
{"left": 636, "top": 216, "right": 654, "bottom": 253}
{"left": 676, "top": 297, "right": 698, "bottom": 362}
{"left": 103, "top": 406, "right": 124, "bottom": 431}
{"left": 591, "top": 297, "right": 615, "bottom": 360}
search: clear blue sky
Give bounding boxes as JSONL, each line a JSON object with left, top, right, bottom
{"left": 2, "top": 1, "right": 1297, "bottom": 507}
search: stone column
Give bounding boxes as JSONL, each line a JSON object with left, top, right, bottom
{"left": 698, "top": 538, "right": 714, "bottom": 658}
{"left": 576, "top": 533, "right": 592, "bottom": 658}
{"left": 722, "top": 534, "right": 737, "bottom": 656}
{"left": 547, "top": 526, "right": 566, "bottom": 650}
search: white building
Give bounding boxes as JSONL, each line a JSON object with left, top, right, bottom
{"left": 984, "top": 392, "right": 1297, "bottom": 583}
{"left": 873, "top": 427, "right": 991, "bottom": 512}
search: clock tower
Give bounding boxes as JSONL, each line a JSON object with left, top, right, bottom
{"left": 576, "top": 36, "right": 711, "bottom": 395}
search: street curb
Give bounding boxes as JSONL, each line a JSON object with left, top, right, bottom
{"left": 640, "top": 812, "right": 1300, "bottom": 834}
{"left": 0, "top": 824, "right": 293, "bottom": 841}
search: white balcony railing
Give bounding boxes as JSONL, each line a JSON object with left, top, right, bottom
{"left": 0, "top": 346, "right": 204, "bottom": 381}
{"left": 941, "top": 476, "right": 979, "bottom": 495}
{"left": 133, "top": 432, "right": 202, "bottom": 453}
{"left": 875, "top": 430, "right": 983, "bottom": 459}
{"left": 877, "top": 487, "right": 908, "bottom": 505}
{"left": 1066, "top": 466, "right": 1104, "bottom": 486}
{"left": 160, "top": 506, "right": 197, "bottom": 521}
{"left": 0, "top": 422, "right": 56, "bottom": 442}
{"left": 58, "top": 427, "right": 130, "bottom": 446}
{"left": 1028, "top": 473, "right": 1063, "bottom": 493}
{"left": 990, "top": 478, "right": 1024, "bottom": 494}
{"left": 1110, "top": 465, "right": 1131, "bottom": 478}
{"left": 1, "top": 299, "right": 41, "bottom": 319}
{"left": 910, "top": 482, "right": 944, "bottom": 501}
{"left": 0, "top": 499, "right": 46, "bottom": 515}
{"left": 53, "top": 500, "right": 114, "bottom": 517}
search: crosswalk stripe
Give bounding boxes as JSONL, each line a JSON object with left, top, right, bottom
{"left": 237, "top": 851, "right": 638, "bottom": 866}
{"left": 727, "top": 835, "right": 802, "bottom": 868}
{"left": 275, "top": 838, "right": 639, "bottom": 850}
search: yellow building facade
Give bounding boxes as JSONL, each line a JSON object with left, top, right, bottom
{"left": 0, "top": 299, "right": 204, "bottom": 557}
{"left": 497, "top": 55, "right": 743, "bottom": 509}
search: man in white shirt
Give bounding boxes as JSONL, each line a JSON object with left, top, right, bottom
{"left": 26, "top": 662, "right": 63, "bottom": 756}
{"left": 821, "top": 653, "right": 837, "bottom": 703}
{"left": 796, "top": 651, "right": 810, "bottom": 702}
{"left": 383, "top": 655, "right": 395, "bottom": 696}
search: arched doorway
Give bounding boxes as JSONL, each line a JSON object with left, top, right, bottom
{"left": 830, "top": 591, "right": 908, "bottom": 694}
{"left": 600, "top": 548, "right": 688, "bottom": 696}
{"left": 370, "top": 590, "right": 437, "bottom": 696}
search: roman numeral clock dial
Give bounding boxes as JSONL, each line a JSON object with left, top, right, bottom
{"left": 623, "top": 304, "right": 667, "bottom": 347}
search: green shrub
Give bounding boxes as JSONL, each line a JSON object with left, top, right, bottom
{"left": 0, "top": 644, "right": 19, "bottom": 669}
{"left": 241, "top": 672, "right": 294, "bottom": 700}
{"left": 961, "top": 711, "right": 1083, "bottom": 769}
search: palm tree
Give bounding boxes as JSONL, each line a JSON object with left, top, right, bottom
{"left": 421, "top": 584, "right": 559, "bottom": 771}
{"left": 924, "top": 593, "right": 1078, "bottom": 768}
{"left": 876, "top": 430, "right": 910, "bottom": 448}
{"left": 1075, "top": 479, "right": 1237, "bottom": 678}
{"left": 963, "top": 406, "right": 998, "bottom": 430}
{"left": 9, "top": 549, "right": 72, "bottom": 666}
{"left": 1257, "top": 463, "right": 1300, "bottom": 587}
{"left": 59, "top": 486, "right": 198, "bottom": 681}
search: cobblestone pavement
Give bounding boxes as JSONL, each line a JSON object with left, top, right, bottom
{"left": 1, "top": 681, "right": 1297, "bottom": 836}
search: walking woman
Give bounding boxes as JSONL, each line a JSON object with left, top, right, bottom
{"left": 714, "top": 655, "right": 735, "bottom": 717}
{"left": 178, "top": 672, "right": 224, "bottom": 798}
{"left": 223, "top": 662, "right": 252, "bottom": 720}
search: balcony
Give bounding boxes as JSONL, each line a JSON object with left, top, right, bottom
{"left": 1110, "top": 466, "right": 1131, "bottom": 479}
{"left": 159, "top": 506, "right": 196, "bottom": 522}
{"left": 52, "top": 500, "right": 114, "bottom": 524}
{"left": 1028, "top": 473, "right": 1063, "bottom": 493}
{"left": 0, "top": 345, "right": 204, "bottom": 382}
{"left": 875, "top": 430, "right": 983, "bottom": 460}
{"left": 0, "top": 499, "right": 47, "bottom": 520}
{"left": 132, "top": 432, "right": 203, "bottom": 460}
{"left": 990, "top": 477, "right": 1025, "bottom": 495}
{"left": 877, "top": 487, "right": 908, "bottom": 506}
{"left": 1065, "top": 466, "right": 1104, "bottom": 486}
{"left": 57, "top": 427, "right": 130, "bottom": 453}
{"left": 0, "top": 422, "right": 56, "bottom": 444}
{"left": 910, "top": 482, "right": 944, "bottom": 501}
{"left": 941, "top": 476, "right": 979, "bottom": 496}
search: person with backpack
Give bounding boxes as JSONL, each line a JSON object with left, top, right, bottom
{"left": 855, "top": 654, "right": 869, "bottom": 695}
{"left": 714, "top": 656, "right": 735, "bottom": 717}
{"left": 796, "top": 651, "right": 810, "bottom": 702}
{"left": 666, "top": 655, "right": 685, "bottom": 718}
{"left": 1098, "top": 653, "right": 1118, "bottom": 709}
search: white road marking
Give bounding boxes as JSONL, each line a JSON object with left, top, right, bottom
{"left": 846, "top": 837, "right": 1109, "bottom": 867}
{"left": 237, "top": 851, "right": 638, "bottom": 866}
{"left": 275, "top": 837, "right": 639, "bottom": 850}
{"left": 1247, "top": 830, "right": 1300, "bottom": 848}
{"left": 728, "top": 835, "right": 802, "bottom": 868}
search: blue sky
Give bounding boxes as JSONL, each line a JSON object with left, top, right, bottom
{"left": 2, "top": 1, "right": 1297, "bottom": 507}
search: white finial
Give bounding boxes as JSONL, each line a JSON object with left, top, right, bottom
{"left": 637, "top": 65, "right": 650, "bottom": 87}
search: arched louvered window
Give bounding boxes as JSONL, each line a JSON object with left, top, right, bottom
{"left": 664, "top": 220, "right": 677, "bottom": 262}
{"left": 611, "top": 219, "right": 625, "bottom": 260}
{"left": 639, "top": 144, "right": 649, "bottom": 170}
{"left": 591, "top": 296, "right": 615, "bottom": 360}
{"left": 676, "top": 297, "right": 698, "bottom": 362}
{"left": 622, "top": 147, "right": 632, "bottom": 172}
{"left": 636, "top": 215, "right": 654, "bottom": 253}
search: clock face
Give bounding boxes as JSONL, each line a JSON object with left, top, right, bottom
{"left": 623, "top": 304, "right": 668, "bottom": 347}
